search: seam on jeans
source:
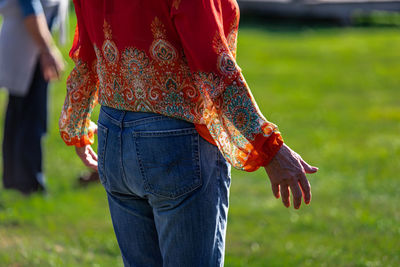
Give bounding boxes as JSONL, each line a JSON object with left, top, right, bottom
{"left": 132, "top": 127, "right": 197, "bottom": 137}
{"left": 123, "top": 115, "right": 171, "bottom": 127}
{"left": 118, "top": 111, "right": 125, "bottom": 127}
{"left": 107, "top": 193, "right": 153, "bottom": 223}
{"left": 100, "top": 106, "right": 123, "bottom": 127}
{"left": 134, "top": 136, "right": 150, "bottom": 194}
{"left": 196, "top": 133, "right": 202, "bottom": 191}
{"left": 120, "top": 112, "right": 130, "bottom": 190}
{"left": 97, "top": 123, "right": 109, "bottom": 186}
{"left": 216, "top": 148, "right": 224, "bottom": 267}
{"left": 101, "top": 106, "right": 166, "bottom": 127}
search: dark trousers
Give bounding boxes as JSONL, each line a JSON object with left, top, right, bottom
{"left": 2, "top": 62, "right": 48, "bottom": 194}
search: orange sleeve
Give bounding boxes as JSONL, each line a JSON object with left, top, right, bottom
{"left": 172, "top": 0, "right": 283, "bottom": 171}
{"left": 59, "top": 0, "right": 98, "bottom": 147}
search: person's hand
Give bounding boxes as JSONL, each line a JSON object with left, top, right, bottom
{"left": 75, "top": 145, "right": 98, "bottom": 171}
{"left": 88, "top": 121, "right": 98, "bottom": 135}
{"left": 264, "top": 144, "right": 318, "bottom": 209}
{"left": 39, "top": 46, "right": 65, "bottom": 81}
{"left": 75, "top": 121, "right": 99, "bottom": 171}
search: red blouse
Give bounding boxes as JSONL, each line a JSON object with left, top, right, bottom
{"left": 59, "top": 0, "right": 283, "bottom": 171}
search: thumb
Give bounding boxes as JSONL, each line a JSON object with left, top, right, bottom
{"left": 301, "top": 159, "right": 318, "bottom": 174}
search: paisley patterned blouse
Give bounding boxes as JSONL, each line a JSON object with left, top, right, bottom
{"left": 59, "top": 0, "right": 283, "bottom": 171}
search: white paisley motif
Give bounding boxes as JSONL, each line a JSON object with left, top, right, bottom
{"left": 218, "top": 52, "right": 237, "bottom": 75}
{"left": 102, "top": 39, "right": 119, "bottom": 64}
{"left": 150, "top": 39, "right": 177, "bottom": 63}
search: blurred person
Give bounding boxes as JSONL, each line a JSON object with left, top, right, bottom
{"left": 60, "top": 0, "right": 318, "bottom": 266}
{"left": 0, "top": 0, "right": 67, "bottom": 194}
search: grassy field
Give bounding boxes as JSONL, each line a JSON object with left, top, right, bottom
{"left": 0, "top": 17, "right": 399, "bottom": 266}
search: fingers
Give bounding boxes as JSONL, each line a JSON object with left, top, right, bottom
{"left": 276, "top": 175, "right": 311, "bottom": 209}
{"left": 301, "top": 159, "right": 318, "bottom": 174}
{"left": 40, "top": 50, "right": 64, "bottom": 81}
{"left": 75, "top": 145, "right": 98, "bottom": 171}
{"left": 43, "top": 67, "right": 51, "bottom": 81}
{"left": 88, "top": 145, "right": 98, "bottom": 161}
{"left": 265, "top": 145, "right": 316, "bottom": 209}
{"left": 289, "top": 181, "right": 303, "bottom": 209}
{"left": 82, "top": 154, "right": 98, "bottom": 171}
{"left": 54, "top": 65, "right": 61, "bottom": 80}
{"left": 280, "top": 184, "right": 290, "bottom": 208}
{"left": 271, "top": 183, "right": 280, "bottom": 199}
{"left": 43, "top": 63, "right": 60, "bottom": 81}
{"left": 298, "top": 174, "right": 312, "bottom": 205}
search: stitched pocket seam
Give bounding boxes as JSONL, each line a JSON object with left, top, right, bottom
{"left": 133, "top": 127, "right": 198, "bottom": 137}
{"left": 97, "top": 123, "right": 109, "bottom": 186}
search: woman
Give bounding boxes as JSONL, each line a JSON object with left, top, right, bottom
{"left": 60, "top": 0, "right": 318, "bottom": 266}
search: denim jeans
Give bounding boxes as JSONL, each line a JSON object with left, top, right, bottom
{"left": 97, "top": 106, "right": 231, "bottom": 267}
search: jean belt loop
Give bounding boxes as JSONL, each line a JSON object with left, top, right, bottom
{"left": 119, "top": 111, "right": 127, "bottom": 128}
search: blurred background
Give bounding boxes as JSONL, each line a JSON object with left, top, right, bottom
{"left": 0, "top": 0, "right": 399, "bottom": 266}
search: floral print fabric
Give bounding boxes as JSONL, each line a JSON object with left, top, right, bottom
{"left": 59, "top": 0, "right": 283, "bottom": 171}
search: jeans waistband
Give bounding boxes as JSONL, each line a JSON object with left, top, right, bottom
{"left": 100, "top": 105, "right": 174, "bottom": 128}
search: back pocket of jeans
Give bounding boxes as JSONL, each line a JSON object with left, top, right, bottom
{"left": 133, "top": 128, "right": 201, "bottom": 199}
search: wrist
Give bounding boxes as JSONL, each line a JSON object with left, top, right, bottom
{"left": 39, "top": 44, "right": 54, "bottom": 55}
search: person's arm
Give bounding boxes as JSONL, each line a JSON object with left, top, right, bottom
{"left": 23, "top": 15, "right": 64, "bottom": 80}
{"left": 17, "top": 0, "right": 64, "bottom": 80}
{"left": 59, "top": 0, "right": 98, "bottom": 170}
{"left": 172, "top": 0, "right": 317, "bottom": 208}
{"left": 172, "top": 0, "right": 282, "bottom": 171}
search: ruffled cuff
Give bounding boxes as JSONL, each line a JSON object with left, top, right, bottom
{"left": 60, "top": 130, "right": 95, "bottom": 148}
{"left": 242, "top": 132, "right": 284, "bottom": 172}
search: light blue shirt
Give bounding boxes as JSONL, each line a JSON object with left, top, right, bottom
{"left": 0, "top": 0, "right": 66, "bottom": 96}
{"left": 18, "top": 0, "right": 44, "bottom": 17}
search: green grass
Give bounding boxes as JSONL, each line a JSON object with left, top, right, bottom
{"left": 0, "top": 18, "right": 399, "bottom": 266}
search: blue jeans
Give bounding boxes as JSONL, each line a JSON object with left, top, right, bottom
{"left": 97, "top": 106, "right": 231, "bottom": 267}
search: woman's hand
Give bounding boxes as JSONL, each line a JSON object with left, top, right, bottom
{"left": 75, "top": 121, "right": 99, "bottom": 171}
{"left": 264, "top": 144, "right": 318, "bottom": 209}
{"left": 75, "top": 145, "right": 98, "bottom": 171}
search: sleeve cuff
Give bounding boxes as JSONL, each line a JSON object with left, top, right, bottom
{"left": 60, "top": 131, "right": 95, "bottom": 148}
{"left": 18, "top": 0, "right": 44, "bottom": 17}
{"left": 242, "top": 132, "right": 284, "bottom": 172}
